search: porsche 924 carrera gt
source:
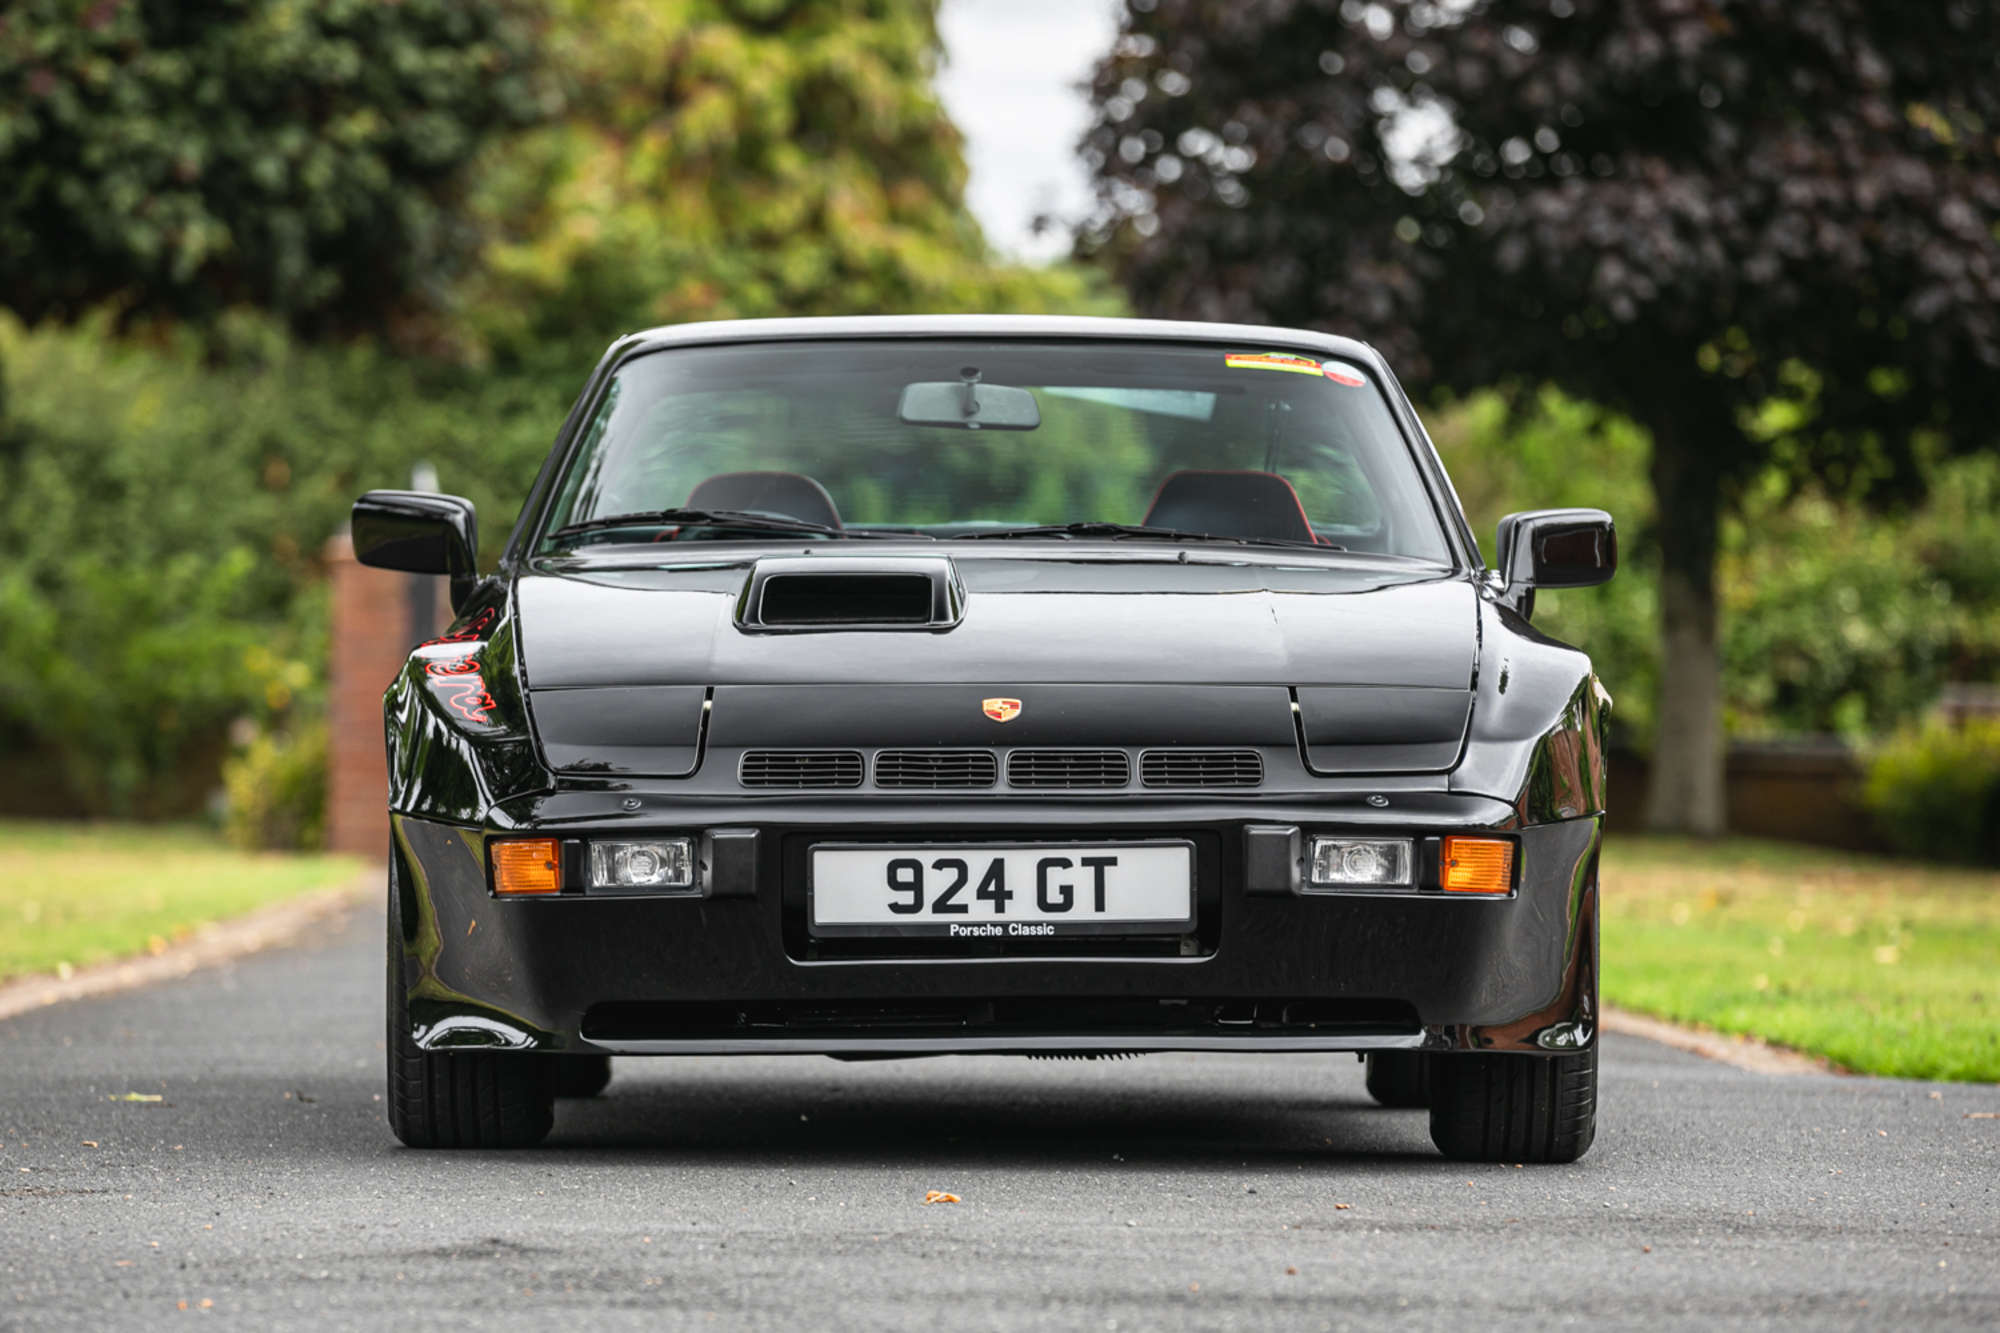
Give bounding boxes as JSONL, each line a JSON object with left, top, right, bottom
{"left": 354, "top": 315, "right": 1616, "bottom": 1160}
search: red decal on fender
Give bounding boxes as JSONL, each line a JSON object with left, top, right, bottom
{"left": 417, "top": 611, "right": 500, "bottom": 724}
{"left": 434, "top": 673, "right": 496, "bottom": 724}
{"left": 424, "top": 657, "right": 482, "bottom": 677}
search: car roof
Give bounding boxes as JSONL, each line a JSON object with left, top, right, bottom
{"left": 612, "top": 314, "right": 1386, "bottom": 368}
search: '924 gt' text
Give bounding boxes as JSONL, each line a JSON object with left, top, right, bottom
{"left": 808, "top": 842, "right": 1195, "bottom": 936}
{"left": 884, "top": 854, "right": 1115, "bottom": 915}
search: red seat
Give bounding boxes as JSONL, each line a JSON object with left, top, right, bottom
{"left": 1142, "top": 470, "right": 1318, "bottom": 544}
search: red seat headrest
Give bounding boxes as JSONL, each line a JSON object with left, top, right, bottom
{"left": 1142, "top": 470, "right": 1318, "bottom": 544}
{"left": 686, "top": 471, "right": 843, "bottom": 530}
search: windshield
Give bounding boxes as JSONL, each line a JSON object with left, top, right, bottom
{"left": 537, "top": 339, "right": 1453, "bottom": 562}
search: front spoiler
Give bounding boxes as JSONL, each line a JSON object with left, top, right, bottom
{"left": 586, "top": 1033, "right": 1433, "bottom": 1056}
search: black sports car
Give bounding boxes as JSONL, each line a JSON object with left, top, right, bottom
{"left": 355, "top": 316, "right": 1616, "bottom": 1160}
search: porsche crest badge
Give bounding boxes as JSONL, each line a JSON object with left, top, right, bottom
{"left": 981, "top": 697, "right": 1022, "bottom": 723}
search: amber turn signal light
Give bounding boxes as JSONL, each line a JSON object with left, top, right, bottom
{"left": 492, "top": 838, "right": 562, "bottom": 895}
{"left": 1440, "top": 836, "right": 1513, "bottom": 895}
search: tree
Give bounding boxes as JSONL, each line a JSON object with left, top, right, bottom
{"left": 0, "top": 0, "right": 555, "bottom": 337}
{"left": 1078, "top": 0, "right": 2000, "bottom": 833}
{"left": 463, "top": 0, "right": 1106, "bottom": 364}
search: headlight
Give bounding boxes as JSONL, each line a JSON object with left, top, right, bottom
{"left": 1307, "top": 837, "right": 1412, "bottom": 889}
{"left": 588, "top": 839, "right": 694, "bottom": 891}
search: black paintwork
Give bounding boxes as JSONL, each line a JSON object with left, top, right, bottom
{"left": 359, "top": 315, "right": 1613, "bottom": 1062}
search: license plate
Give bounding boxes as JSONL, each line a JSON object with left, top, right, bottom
{"left": 809, "top": 841, "right": 1195, "bottom": 938}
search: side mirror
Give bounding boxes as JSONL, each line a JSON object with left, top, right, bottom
{"left": 352, "top": 490, "right": 480, "bottom": 610}
{"left": 1494, "top": 508, "right": 1615, "bottom": 619}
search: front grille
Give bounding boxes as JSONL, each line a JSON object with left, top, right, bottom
{"left": 1006, "top": 749, "right": 1131, "bottom": 789}
{"left": 1140, "top": 749, "right": 1264, "bottom": 788}
{"left": 874, "top": 749, "right": 998, "bottom": 789}
{"left": 739, "top": 750, "right": 864, "bottom": 788}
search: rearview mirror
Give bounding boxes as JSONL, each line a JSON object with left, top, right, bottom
{"left": 898, "top": 379, "right": 1040, "bottom": 431}
{"left": 1494, "top": 508, "right": 1615, "bottom": 619}
{"left": 352, "top": 490, "right": 480, "bottom": 610}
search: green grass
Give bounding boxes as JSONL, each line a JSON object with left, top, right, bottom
{"left": 1603, "top": 836, "right": 2000, "bottom": 1082}
{"left": 0, "top": 821, "right": 362, "bottom": 984}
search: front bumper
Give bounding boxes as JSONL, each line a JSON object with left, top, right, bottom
{"left": 390, "top": 796, "right": 1599, "bottom": 1058}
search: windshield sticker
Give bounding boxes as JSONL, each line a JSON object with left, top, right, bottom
{"left": 1224, "top": 351, "right": 1324, "bottom": 375}
{"left": 1322, "top": 361, "right": 1368, "bottom": 387}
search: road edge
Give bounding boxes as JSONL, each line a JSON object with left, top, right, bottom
{"left": 1602, "top": 1003, "right": 1839, "bottom": 1076}
{"left": 0, "top": 866, "right": 382, "bottom": 1023}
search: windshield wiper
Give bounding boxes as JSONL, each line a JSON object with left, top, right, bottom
{"left": 953, "top": 521, "right": 1225, "bottom": 542}
{"left": 548, "top": 508, "right": 903, "bottom": 543}
{"left": 952, "top": 521, "right": 1341, "bottom": 551}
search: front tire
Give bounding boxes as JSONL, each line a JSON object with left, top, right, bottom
{"left": 1427, "top": 1046, "right": 1597, "bottom": 1163}
{"left": 385, "top": 853, "right": 554, "bottom": 1148}
{"left": 1363, "top": 1051, "right": 1431, "bottom": 1108}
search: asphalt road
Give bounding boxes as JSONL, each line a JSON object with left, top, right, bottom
{"left": 2, "top": 904, "right": 1995, "bottom": 1331}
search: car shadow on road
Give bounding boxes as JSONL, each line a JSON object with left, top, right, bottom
{"left": 527, "top": 1059, "right": 1449, "bottom": 1169}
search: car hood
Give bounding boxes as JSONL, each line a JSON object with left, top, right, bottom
{"left": 511, "top": 553, "right": 1481, "bottom": 776}
{"left": 515, "top": 553, "right": 1478, "bottom": 691}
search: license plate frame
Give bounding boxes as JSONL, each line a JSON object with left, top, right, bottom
{"left": 807, "top": 839, "right": 1197, "bottom": 939}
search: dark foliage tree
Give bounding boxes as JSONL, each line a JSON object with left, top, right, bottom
{"left": 1079, "top": 0, "right": 2000, "bottom": 832}
{"left": 0, "top": 0, "right": 556, "bottom": 337}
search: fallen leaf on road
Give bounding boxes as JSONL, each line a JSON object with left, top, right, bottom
{"left": 1285, "top": 1266, "right": 1298, "bottom": 1276}
{"left": 466, "top": 919, "right": 477, "bottom": 936}
{"left": 81, "top": 1141, "right": 97, "bottom": 1148}
{"left": 1333, "top": 1203, "right": 1352, "bottom": 1211}
{"left": 922, "top": 1191, "right": 960, "bottom": 1205}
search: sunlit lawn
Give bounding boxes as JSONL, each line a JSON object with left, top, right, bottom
{"left": 1603, "top": 836, "right": 2000, "bottom": 1082}
{"left": 0, "top": 821, "right": 361, "bottom": 984}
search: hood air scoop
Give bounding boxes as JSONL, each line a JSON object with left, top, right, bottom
{"left": 737, "top": 555, "right": 964, "bottom": 632}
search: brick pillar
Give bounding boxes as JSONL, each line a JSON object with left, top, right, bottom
{"left": 324, "top": 533, "right": 433, "bottom": 856}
